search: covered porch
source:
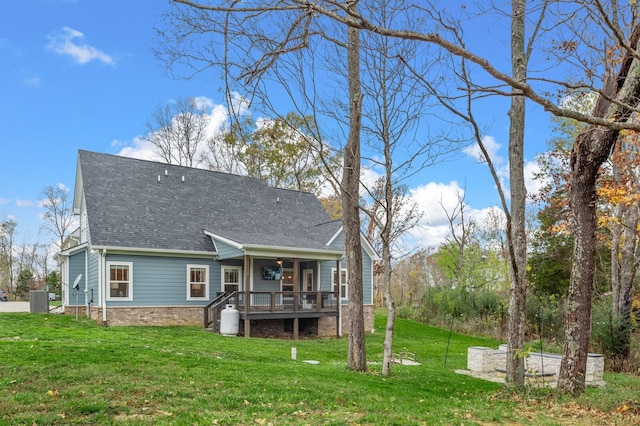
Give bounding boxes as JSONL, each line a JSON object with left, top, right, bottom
{"left": 204, "top": 252, "right": 345, "bottom": 338}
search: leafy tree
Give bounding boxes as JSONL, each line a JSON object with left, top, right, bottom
{"left": 45, "top": 270, "right": 62, "bottom": 296}
{"left": 217, "top": 112, "right": 340, "bottom": 195}
{"left": 16, "top": 268, "right": 34, "bottom": 300}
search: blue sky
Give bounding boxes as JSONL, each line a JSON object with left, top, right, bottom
{"left": 1, "top": 0, "right": 554, "bottom": 252}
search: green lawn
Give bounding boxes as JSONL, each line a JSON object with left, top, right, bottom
{"left": 0, "top": 312, "right": 638, "bottom": 425}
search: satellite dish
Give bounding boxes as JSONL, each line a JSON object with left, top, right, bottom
{"left": 72, "top": 274, "right": 83, "bottom": 291}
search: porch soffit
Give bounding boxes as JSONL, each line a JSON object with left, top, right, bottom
{"left": 205, "top": 231, "right": 343, "bottom": 261}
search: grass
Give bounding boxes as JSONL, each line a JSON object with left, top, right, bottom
{"left": 0, "top": 312, "right": 638, "bottom": 425}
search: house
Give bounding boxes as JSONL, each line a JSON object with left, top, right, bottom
{"left": 58, "top": 150, "right": 378, "bottom": 338}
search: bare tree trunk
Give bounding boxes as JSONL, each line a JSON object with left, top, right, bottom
{"left": 505, "top": 0, "right": 527, "bottom": 389}
{"left": 381, "top": 242, "right": 395, "bottom": 375}
{"left": 343, "top": 0, "right": 366, "bottom": 372}
{"left": 558, "top": 24, "right": 640, "bottom": 393}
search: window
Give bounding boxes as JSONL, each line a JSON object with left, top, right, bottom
{"left": 281, "top": 268, "right": 294, "bottom": 292}
{"left": 222, "top": 266, "right": 241, "bottom": 293}
{"left": 332, "top": 268, "right": 348, "bottom": 300}
{"left": 107, "top": 262, "right": 133, "bottom": 300}
{"left": 303, "top": 269, "right": 313, "bottom": 291}
{"left": 187, "top": 264, "right": 209, "bottom": 300}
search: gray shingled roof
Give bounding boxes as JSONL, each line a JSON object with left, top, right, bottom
{"left": 78, "top": 150, "right": 342, "bottom": 254}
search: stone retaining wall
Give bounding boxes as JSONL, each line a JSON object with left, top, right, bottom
{"left": 467, "top": 345, "right": 604, "bottom": 384}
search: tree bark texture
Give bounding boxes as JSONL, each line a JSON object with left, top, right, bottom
{"left": 611, "top": 199, "right": 638, "bottom": 364}
{"left": 610, "top": 144, "right": 639, "bottom": 364}
{"left": 505, "top": 0, "right": 527, "bottom": 389}
{"left": 381, "top": 241, "right": 395, "bottom": 376}
{"left": 343, "top": 0, "right": 366, "bottom": 372}
{"left": 558, "top": 24, "right": 640, "bottom": 394}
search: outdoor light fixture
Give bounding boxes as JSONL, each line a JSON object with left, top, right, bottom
{"left": 276, "top": 258, "right": 283, "bottom": 266}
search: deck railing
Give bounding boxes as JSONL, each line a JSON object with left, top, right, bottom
{"left": 205, "top": 291, "right": 338, "bottom": 330}
{"left": 236, "top": 291, "right": 338, "bottom": 313}
{"left": 203, "top": 291, "right": 237, "bottom": 331}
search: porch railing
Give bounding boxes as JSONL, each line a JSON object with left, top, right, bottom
{"left": 203, "top": 291, "right": 237, "bottom": 331}
{"left": 236, "top": 291, "right": 338, "bottom": 313}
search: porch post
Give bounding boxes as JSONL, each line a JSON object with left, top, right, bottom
{"left": 244, "top": 254, "right": 251, "bottom": 338}
{"left": 293, "top": 258, "right": 299, "bottom": 340}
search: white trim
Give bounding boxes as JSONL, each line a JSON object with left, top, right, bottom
{"left": 326, "top": 226, "right": 343, "bottom": 247}
{"left": 243, "top": 245, "right": 343, "bottom": 260}
{"left": 84, "top": 249, "right": 89, "bottom": 310}
{"left": 221, "top": 265, "right": 242, "bottom": 293}
{"left": 360, "top": 235, "right": 381, "bottom": 261}
{"left": 204, "top": 230, "right": 343, "bottom": 260}
{"left": 58, "top": 242, "right": 89, "bottom": 257}
{"left": 281, "top": 267, "right": 294, "bottom": 292}
{"left": 90, "top": 245, "right": 216, "bottom": 258}
{"left": 303, "top": 269, "right": 314, "bottom": 291}
{"left": 62, "top": 257, "right": 69, "bottom": 305}
{"left": 325, "top": 225, "right": 381, "bottom": 262}
{"left": 186, "top": 264, "right": 209, "bottom": 301}
{"left": 106, "top": 261, "right": 133, "bottom": 301}
{"left": 203, "top": 231, "right": 242, "bottom": 249}
{"left": 100, "top": 249, "right": 107, "bottom": 324}
{"left": 331, "top": 266, "right": 349, "bottom": 301}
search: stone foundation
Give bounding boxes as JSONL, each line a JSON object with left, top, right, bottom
{"left": 318, "top": 316, "right": 340, "bottom": 337}
{"left": 64, "top": 305, "right": 204, "bottom": 326}
{"left": 62, "top": 304, "right": 376, "bottom": 338}
{"left": 337, "top": 305, "right": 375, "bottom": 335}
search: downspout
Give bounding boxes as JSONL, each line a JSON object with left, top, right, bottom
{"left": 100, "top": 249, "right": 108, "bottom": 326}
{"left": 337, "top": 258, "right": 343, "bottom": 337}
{"left": 85, "top": 249, "right": 90, "bottom": 318}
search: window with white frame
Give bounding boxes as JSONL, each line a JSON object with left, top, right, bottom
{"left": 222, "top": 266, "right": 241, "bottom": 293}
{"left": 332, "top": 268, "right": 348, "bottom": 300}
{"left": 107, "top": 262, "right": 133, "bottom": 300}
{"left": 187, "top": 264, "right": 209, "bottom": 300}
{"left": 281, "top": 268, "right": 294, "bottom": 292}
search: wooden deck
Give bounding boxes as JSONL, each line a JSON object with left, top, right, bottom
{"left": 204, "top": 291, "right": 339, "bottom": 331}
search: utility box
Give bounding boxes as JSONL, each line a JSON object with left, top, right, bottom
{"left": 29, "top": 291, "right": 49, "bottom": 314}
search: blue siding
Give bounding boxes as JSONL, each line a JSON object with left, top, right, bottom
{"left": 325, "top": 231, "right": 374, "bottom": 305}
{"left": 69, "top": 251, "right": 87, "bottom": 305}
{"left": 252, "top": 259, "right": 319, "bottom": 291}
{"left": 87, "top": 250, "right": 99, "bottom": 304}
{"left": 252, "top": 258, "right": 282, "bottom": 291}
{"left": 105, "top": 254, "right": 220, "bottom": 307}
{"left": 214, "top": 239, "right": 244, "bottom": 259}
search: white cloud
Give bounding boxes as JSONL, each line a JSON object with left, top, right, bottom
{"left": 115, "top": 97, "right": 228, "bottom": 166}
{"left": 406, "top": 181, "right": 466, "bottom": 248}
{"left": 524, "top": 160, "right": 545, "bottom": 198}
{"left": 401, "top": 181, "right": 506, "bottom": 249}
{"left": 15, "top": 199, "right": 35, "bottom": 208}
{"left": 463, "top": 135, "right": 503, "bottom": 165}
{"left": 46, "top": 26, "right": 114, "bottom": 65}
{"left": 114, "top": 136, "right": 160, "bottom": 162}
{"left": 360, "top": 166, "right": 382, "bottom": 197}
{"left": 23, "top": 76, "right": 41, "bottom": 88}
